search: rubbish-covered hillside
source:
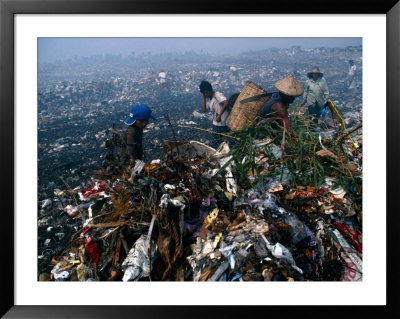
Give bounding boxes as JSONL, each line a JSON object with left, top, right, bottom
{"left": 38, "top": 47, "right": 362, "bottom": 282}
{"left": 38, "top": 111, "right": 362, "bottom": 282}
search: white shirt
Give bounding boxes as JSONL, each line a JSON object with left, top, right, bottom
{"left": 348, "top": 65, "right": 356, "bottom": 76}
{"left": 348, "top": 65, "right": 357, "bottom": 89}
{"left": 206, "top": 91, "right": 229, "bottom": 126}
{"left": 158, "top": 72, "right": 166, "bottom": 83}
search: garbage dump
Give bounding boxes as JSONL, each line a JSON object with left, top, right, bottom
{"left": 38, "top": 45, "right": 362, "bottom": 282}
{"left": 38, "top": 112, "right": 362, "bottom": 282}
{"left": 38, "top": 46, "right": 362, "bottom": 197}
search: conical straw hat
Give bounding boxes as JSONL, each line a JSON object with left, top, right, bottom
{"left": 307, "top": 67, "right": 323, "bottom": 78}
{"left": 274, "top": 75, "right": 304, "bottom": 97}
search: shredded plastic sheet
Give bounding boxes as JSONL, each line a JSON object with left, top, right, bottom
{"left": 212, "top": 142, "right": 238, "bottom": 196}
{"left": 329, "top": 187, "right": 347, "bottom": 200}
{"left": 121, "top": 235, "right": 157, "bottom": 282}
{"left": 331, "top": 229, "right": 362, "bottom": 281}
{"left": 79, "top": 183, "right": 106, "bottom": 200}
{"left": 259, "top": 232, "right": 303, "bottom": 275}
{"left": 51, "top": 261, "right": 72, "bottom": 281}
{"left": 130, "top": 160, "right": 145, "bottom": 181}
{"left": 84, "top": 236, "right": 101, "bottom": 266}
{"left": 41, "top": 199, "right": 52, "bottom": 209}
{"left": 208, "top": 261, "right": 230, "bottom": 281}
{"left": 64, "top": 205, "right": 80, "bottom": 217}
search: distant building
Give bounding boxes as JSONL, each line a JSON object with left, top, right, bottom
{"left": 291, "top": 45, "right": 302, "bottom": 54}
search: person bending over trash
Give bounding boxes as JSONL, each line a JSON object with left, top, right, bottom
{"left": 301, "top": 67, "right": 329, "bottom": 122}
{"left": 119, "top": 104, "right": 153, "bottom": 164}
{"left": 347, "top": 60, "right": 357, "bottom": 96}
{"left": 258, "top": 75, "right": 303, "bottom": 132}
{"left": 199, "top": 80, "right": 230, "bottom": 147}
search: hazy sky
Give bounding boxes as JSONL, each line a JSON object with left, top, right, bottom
{"left": 38, "top": 38, "right": 361, "bottom": 63}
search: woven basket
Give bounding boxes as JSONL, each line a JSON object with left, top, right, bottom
{"left": 226, "top": 81, "right": 270, "bottom": 131}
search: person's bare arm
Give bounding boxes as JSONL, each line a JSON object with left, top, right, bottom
{"left": 216, "top": 100, "right": 228, "bottom": 122}
{"left": 201, "top": 94, "right": 207, "bottom": 113}
{"left": 271, "top": 102, "right": 291, "bottom": 132}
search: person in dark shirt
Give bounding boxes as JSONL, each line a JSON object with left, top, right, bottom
{"left": 258, "top": 75, "right": 303, "bottom": 133}
{"left": 119, "top": 104, "right": 153, "bottom": 164}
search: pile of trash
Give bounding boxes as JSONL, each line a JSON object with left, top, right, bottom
{"left": 38, "top": 122, "right": 362, "bottom": 281}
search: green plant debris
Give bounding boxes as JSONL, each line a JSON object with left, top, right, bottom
{"left": 217, "top": 115, "right": 362, "bottom": 208}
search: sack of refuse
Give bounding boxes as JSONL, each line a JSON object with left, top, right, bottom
{"left": 121, "top": 235, "right": 157, "bottom": 282}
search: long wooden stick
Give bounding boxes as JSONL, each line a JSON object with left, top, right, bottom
{"left": 60, "top": 177, "right": 80, "bottom": 209}
{"left": 177, "top": 125, "right": 239, "bottom": 140}
{"left": 165, "top": 110, "right": 181, "bottom": 155}
{"left": 336, "top": 123, "right": 362, "bottom": 142}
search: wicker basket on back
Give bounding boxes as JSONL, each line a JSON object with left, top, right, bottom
{"left": 226, "top": 81, "right": 270, "bottom": 131}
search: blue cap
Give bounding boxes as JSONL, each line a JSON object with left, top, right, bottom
{"left": 124, "top": 104, "right": 153, "bottom": 125}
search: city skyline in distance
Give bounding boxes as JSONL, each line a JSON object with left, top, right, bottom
{"left": 39, "top": 37, "right": 362, "bottom": 64}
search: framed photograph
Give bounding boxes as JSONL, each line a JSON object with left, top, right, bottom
{"left": 1, "top": 0, "right": 399, "bottom": 318}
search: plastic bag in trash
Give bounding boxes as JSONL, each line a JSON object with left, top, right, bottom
{"left": 271, "top": 243, "right": 295, "bottom": 264}
{"left": 121, "top": 235, "right": 156, "bottom": 282}
{"left": 159, "top": 194, "right": 170, "bottom": 208}
{"left": 269, "top": 243, "right": 303, "bottom": 274}
{"left": 284, "top": 214, "right": 313, "bottom": 246}
{"left": 51, "top": 260, "right": 72, "bottom": 281}
{"left": 331, "top": 229, "right": 362, "bottom": 281}
{"left": 41, "top": 199, "right": 52, "bottom": 209}
{"left": 260, "top": 232, "right": 303, "bottom": 274}
{"left": 164, "top": 184, "right": 176, "bottom": 191}
{"left": 130, "top": 160, "right": 145, "bottom": 181}
{"left": 263, "top": 199, "right": 279, "bottom": 211}
{"left": 64, "top": 204, "right": 80, "bottom": 217}
{"left": 254, "top": 239, "right": 269, "bottom": 257}
{"left": 159, "top": 194, "right": 186, "bottom": 211}
{"left": 76, "top": 263, "right": 91, "bottom": 281}
{"left": 219, "top": 243, "right": 238, "bottom": 269}
{"left": 208, "top": 260, "right": 230, "bottom": 281}
{"left": 213, "top": 142, "right": 238, "bottom": 196}
{"left": 85, "top": 236, "right": 101, "bottom": 266}
{"left": 269, "top": 144, "right": 282, "bottom": 159}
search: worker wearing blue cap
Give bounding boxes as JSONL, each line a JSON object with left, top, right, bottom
{"left": 120, "top": 104, "right": 153, "bottom": 164}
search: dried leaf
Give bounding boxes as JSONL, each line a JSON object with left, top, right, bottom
{"left": 316, "top": 149, "right": 339, "bottom": 161}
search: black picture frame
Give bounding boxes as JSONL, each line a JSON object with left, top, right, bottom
{"left": 1, "top": 0, "right": 399, "bottom": 318}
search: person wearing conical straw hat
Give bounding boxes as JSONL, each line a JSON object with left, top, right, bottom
{"left": 258, "top": 74, "right": 303, "bottom": 132}
{"left": 301, "top": 67, "right": 329, "bottom": 122}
